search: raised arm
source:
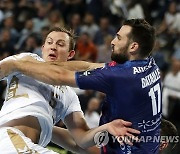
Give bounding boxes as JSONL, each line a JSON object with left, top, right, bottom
{"left": 52, "top": 60, "right": 105, "bottom": 71}
{"left": 0, "top": 57, "right": 104, "bottom": 86}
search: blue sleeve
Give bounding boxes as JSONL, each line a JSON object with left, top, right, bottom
{"left": 75, "top": 67, "right": 111, "bottom": 94}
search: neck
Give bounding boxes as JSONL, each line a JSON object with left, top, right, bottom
{"left": 129, "top": 54, "right": 146, "bottom": 61}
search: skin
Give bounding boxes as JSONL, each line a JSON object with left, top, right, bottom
{"left": 0, "top": 28, "right": 141, "bottom": 153}
{"left": 42, "top": 31, "right": 75, "bottom": 62}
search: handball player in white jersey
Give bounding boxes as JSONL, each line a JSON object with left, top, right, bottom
{"left": 0, "top": 27, "right": 140, "bottom": 153}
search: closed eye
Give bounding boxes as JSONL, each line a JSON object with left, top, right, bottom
{"left": 117, "top": 34, "right": 121, "bottom": 40}
{"left": 57, "top": 43, "right": 64, "bottom": 46}
{"left": 47, "top": 41, "right": 52, "bottom": 44}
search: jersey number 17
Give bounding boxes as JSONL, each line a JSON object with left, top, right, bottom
{"left": 148, "top": 83, "right": 161, "bottom": 116}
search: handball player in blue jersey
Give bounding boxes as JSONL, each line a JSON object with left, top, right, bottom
{"left": 0, "top": 19, "right": 162, "bottom": 154}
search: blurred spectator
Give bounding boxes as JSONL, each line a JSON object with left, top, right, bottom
{"left": 68, "top": 13, "right": 82, "bottom": 36}
{"left": 18, "top": 33, "right": 42, "bottom": 56}
{"left": 157, "top": 1, "right": 180, "bottom": 35}
{"left": 93, "top": 16, "right": 116, "bottom": 45}
{"left": 34, "top": 0, "right": 53, "bottom": 13}
{"left": 127, "top": 0, "right": 145, "bottom": 19}
{"left": 40, "top": 26, "right": 50, "bottom": 42}
{"left": 148, "top": 0, "right": 169, "bottom": 24}
{"left": 157, "top": 1, "right": 180, "bottom": 52}
{"left": 85, "top": 97, "right": 101, "bottom": 128}
{"left": 78, "top": 90, "right": 96, "bottom": 112}
{"left": 162, "top": 55, "right": 180, "bottom": 154}
{"left": 106, "top": 0, "right": 128, "bottom": 28}
{"left": 80, "top": 12, "right": 99, "bottom": 40}
{"left": 0, "top": 0, "right": 15, "bottom": 13}
{"left": 15, "top": 0, "right": 36, "bottom": 31}
{"left": 152, "top": 39, "right": 169, "bottom": 81}
{"left": 58, "top": 0, "right": 86, "bottom": 24}
{"left": 32, "top": 2, "right": 49, "bottom": 32}
{"left": 97, "top": 34, "right": 112, "bottom": 63}
{"left": 85, "top": 0, "right": 104, "bottom": 23}
{"left": 2, "top": 12, "right": 19, "bottom": 44}
{"left": 0, "top": 9, "right": 4, "bottom": 23}
{"left": 75, "top": 32, "right": 98, "bottom": 62}
{"left": 0, "top": 28, "right": 15, "bottom": 60}
{"left": 108, "top": 0, "right": 128, "bottom": 19}
{"left": 47, "top": 9, "right": 65, "bottom": 29}
{"left": 162, "top": 56, "right": 180, "bottom": 118}
{"left": 15, "top": 18, "right": 34, "bottom": 51}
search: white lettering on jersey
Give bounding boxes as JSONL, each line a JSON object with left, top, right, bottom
{"left": 133, "top": 65, "right": 152, "bottom": 74}
{"left": 141, "top": 68, "right": 161, "bottom": 88}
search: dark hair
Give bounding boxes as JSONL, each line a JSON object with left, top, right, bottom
{"left": 161, "top": 119, "right": 178, "bottom": 149}
{"left": 123, "top": 19, "right": 156, "bottom": 57}
{"left": 45, "top": 27, "right": 76, "bottom": 51}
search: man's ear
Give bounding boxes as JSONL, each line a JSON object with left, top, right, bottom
{"left": 159, "top": 141, "right": 168, "bottom": 151}
{"left": 129, "top": 42, "right": 139, "bottom": 55}
{"left": 67, "top": 50, "right": 75, "bottom": 60}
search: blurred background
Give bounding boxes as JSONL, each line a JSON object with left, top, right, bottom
{"left": 0, "top": 0, "right": 180, "bottom": 153}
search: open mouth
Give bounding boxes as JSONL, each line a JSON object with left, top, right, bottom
{"left": 48, "top": 54, "right": 57, "bottom": 60}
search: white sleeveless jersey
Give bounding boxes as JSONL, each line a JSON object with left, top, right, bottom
{"left": 0, "top": 53, "right": 83, "bottom": 147}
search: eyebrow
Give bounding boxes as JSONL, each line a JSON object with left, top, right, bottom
{"left": 46, "top": 37, "right": 66, "bottom": 43}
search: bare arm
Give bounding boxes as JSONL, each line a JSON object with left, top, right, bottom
{"left": 0, "top": 57, "right": 104, "bottom": 86}
{"left": 51, "top": 60, "right": 105, "bottom": 71}
{"left": 52, "top": 126, "right": 100, "bottom": 154}
{"left": 64, "top": 112, "right": 140, "bottom": 149}
{"left": 0, "top": 59, "right": 77, "bottom": 86}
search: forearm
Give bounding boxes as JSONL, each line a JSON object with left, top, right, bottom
{"left": 70, "top": 123, "right": 109, "bottom": 149}
{"left": 52, "top": 126, "right": 100, "bottom": 154}
{"left": 52, "top": 61, "right": 104, "bottom": 71}
{"left": 14, "top": 60, "right": 76, "bottom": 86}
{"left": 52, "top": 126, "right": 84, "bottom": 153}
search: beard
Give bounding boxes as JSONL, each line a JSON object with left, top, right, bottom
{"left": 111, "top": 44, "right": 129, "bottom": 64}
{"left": 111, "top": 52, "right": 128, "bottom": 64}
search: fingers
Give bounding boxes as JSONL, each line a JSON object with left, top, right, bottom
{"left": 121, "top": 120, "right": 132, "bottom": 126}
{"left": 125, "top": 132, "right": 139, "bottom": 142}
{"left": 127, "top": 128, "right": 141, "bottom": 134}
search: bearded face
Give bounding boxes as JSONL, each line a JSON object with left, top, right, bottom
{"left": 110, "top": 25, "right": 132, "bottom": 64}
{"left": 111, "top": 42, "right": 129, "bottom": 64}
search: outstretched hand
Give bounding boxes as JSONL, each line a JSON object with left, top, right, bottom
{"left": 106, "top": 119, "right": 140, "bottom": 146}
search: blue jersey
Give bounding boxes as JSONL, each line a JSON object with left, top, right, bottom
{"left": 75, "top": 57, "right": 162, "bottom": 154}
